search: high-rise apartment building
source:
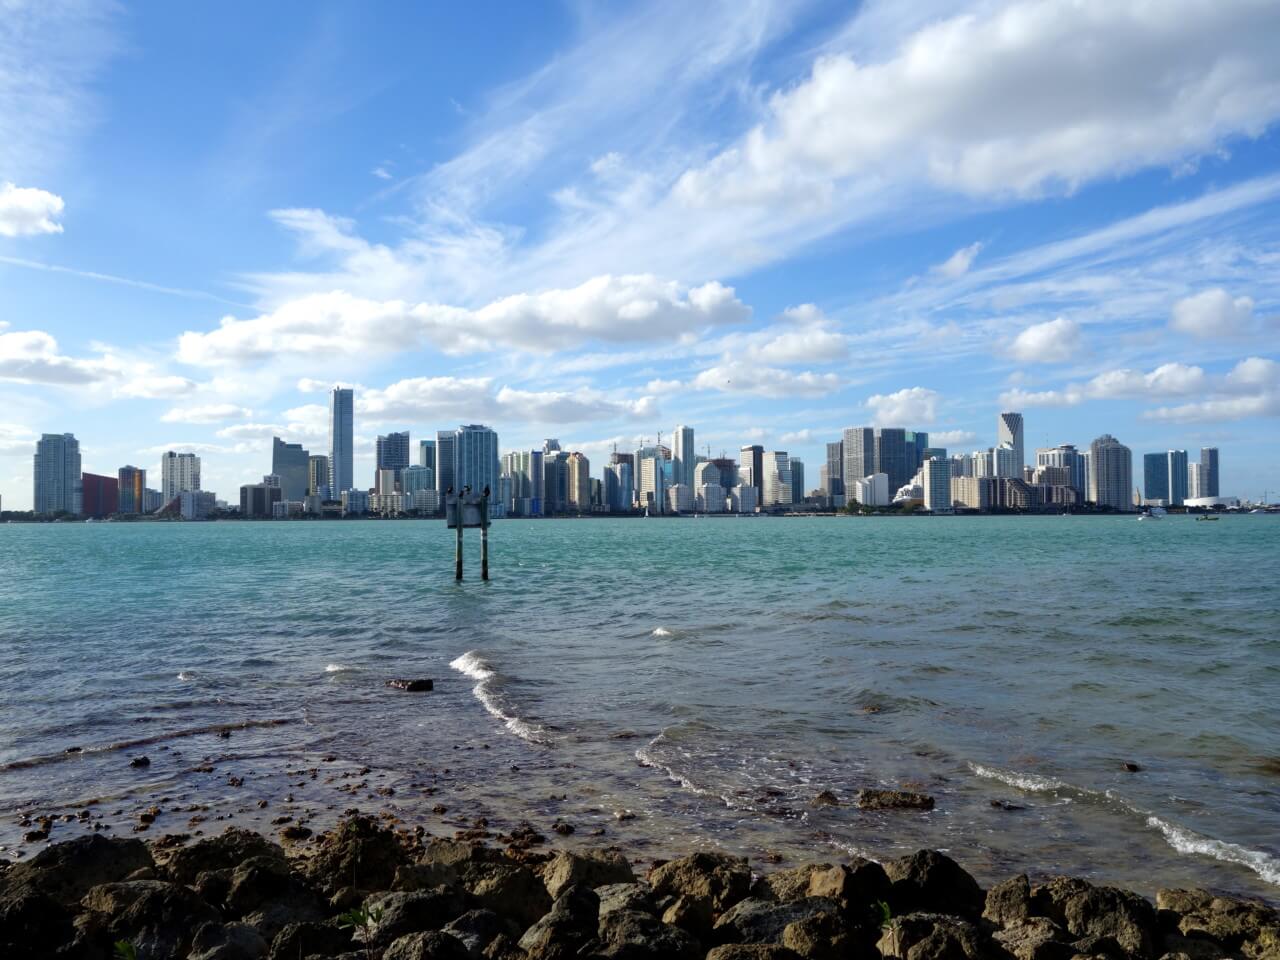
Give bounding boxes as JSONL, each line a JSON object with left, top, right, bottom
{"left": 762, "top": 451, "right": 792, "bottom": 508}
{"left": 923, "top": 458, "right": 952, "bottom": 513}
{"left": 33, "top": 433, "right": 82, "bottom": 516}
{"left": 329, "top": 386, "right": 354, "bottom": 496}
{"left": 789, "top": 457, "right": 805, "bottom": 504}
{"left": 419, "top": 440, "right": 436, "bottom": 471}
{"left": 998, "top": 412, "right": 1025, "bottom": 471}
{"left": 1166, "top": 450, "right": 1189, "bottom": 506}
{"left": 118, "top": 465, "right": 146, "bottom": 515}
{"left": 841, "top": 428, "right": 874, "bottom": 500}
{"left": 906, "top": 431, "right": 930, "bottom": 474}
{"left": 1200, "top": 447, "right": 1219, "bottom": 497}
{"left": 160, "top": 451, "right": 201, "bottom": 502}
{"left": 672, "top": 425, "right": 695, "bottom": 490}
{"left": 272, "top": 437, "right": 310, "bottom": 502}
{"left": 455, "top": 424, "right": 500, "bottom": 496}
{"left": 1036, "top": 444, "right": 1086, "bottom": 501}
{"left": 566, "top": 452, "right": 591, "bottom": 511}
{"left": 375, "top": 431, "right": 411, "bottom": 489}
{"left": 81, "top": 473, "right": 118, "bottom": 518}
{"left": 436, "top": 430, "right": 457, "bottom": 496}
{"left": 308, "top": 455, "right": 331, "bottom": 497}
{"left": 874, "top": 428, "right": 910, "bottom": 495}
{"left": 994, "top": 443, "right": 1020, "bottom": 479}
{"left": 240, "top": 482, "right": 283, "bottom": 518}
{"left": 739, "top": 445, "right": 764, "bottom": 504}
{"left": 825, "top": 441, "right": 844, "bottom": 496}
{"left": 1090, "top": 434, "right": 1132, "bottom": 511}
{"left": 1187, "top": 462, "right": 1206, "bottom": 500}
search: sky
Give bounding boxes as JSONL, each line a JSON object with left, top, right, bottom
{"left": 2, "top": 0, "right": 1279, "bottom": 509}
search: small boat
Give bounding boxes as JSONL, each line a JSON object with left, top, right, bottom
{"left": 1250, "top": 508, "right": 1265, "bottom": 514}
{"left": 1196, "top": 515, "right": 1219, "bottom": 522}
{"left": 1138, "top": 513, "right": 1161, "bottom": 520}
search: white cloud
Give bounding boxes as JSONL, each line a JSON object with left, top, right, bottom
{"left": 115, "top": 374, "right": 198, "bottom": 399}
{"left": 1087, "top": 362, "right": 1206, "bottom": 399}
{"left": 1008, "top": 317, "right": 1082, "bottom": 363}
{"left": 1225, "top": 356, "right": 1279, "bottom": 389}
{"left": 742, "top": 305, "right": 850, "bottom": 364}
{"left": 930, "top": 429, "right": 977, "bottom": 447}
{"left": 0, "top": 183, "right": 65, "bottom": 237}
{"left": 931, "top": 242, "right": 983, "bottom": 278}
{"left": 177, "top": 275, "right": 750, "bottom": 366}
{"left": 866, "top": 386, "right": 938, "bottom": 425}
{"left": 160, "top": 403, "right": 252, "bottom": 424}
{"left": 691, "top": 360, "right": 841, "bottom": 398}
{"left": 1170, "top": 288, "right": 1255, "bottom": 339}
{"left": 779, "top": 428, "right": 813, "bottom": 444}
{"left": 1144, "top": 393, "right": 1279, "bottom": 423}
{"left": 0, "top": 329, "right": 117, "bottom": 384}
{"left": 357, "top": 376, "right": 656, "bottom": 426}
{"left": 999, "top": 387, "right": 1083, "bottom": 408}
{"left": 0, "top": 423, "right": 37, "bottom": 455}
{"left": 372, "top": 166, "right": 392, "bottom": 180}
{"left": 677, "top": 1, "right": 1280, "bottom": 207}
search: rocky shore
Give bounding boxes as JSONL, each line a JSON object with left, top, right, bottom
{"left": 1, "top": 814, "right": 1276, "bottom": 960}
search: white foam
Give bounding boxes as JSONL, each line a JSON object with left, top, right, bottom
{"left": 448, "top": 651, "right": 553, "bottom": 745}
{"left": 176, "top": 671, "right": 195, "bottom": 682}
{"left": 969, "top": 762, "right": 1071, "bottom": 793}
{"left": 324, "top": 663, "right": 350, "bottom": 673}
{"left": 651, "top": 627, "right": 673, "bottom": 638}
{"left": 1147, "top": 816, "right": 1280, "bottom": 887}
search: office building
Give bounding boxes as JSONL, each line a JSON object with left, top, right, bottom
{"left": 240, "top": 482, "right": 283, "bottom": 518}
{"left": 1090, "top": 434, "right": 1133, "bottom": 511}
{"left": 81, "top": 473, "right": 118, "bottom": 518}
{"left": 1167, "top": 450, "right": 1188, "bottom": 506}
{"left": 566, "top": 452, "right": 591, "bottom": 511}
{"left": 1036, "top": 444, "right": 1087, "bottom": 501}
{"left": 436, "top": 430, "right": 457, "bottom": 496}
{"left": 994, "top": 443, "right": 1020, "bottom": 479}
{"left": 1143, "top": 453, "right": 1169, "bottom": 503}
{"left": 850, "top": 473, "right": 890, "bottom": 507}
{"left": 789, "top": 457, "right": 805, "bottom": 505}
{"left": 455, "top": 424, "right": 500, "bottom": 497}
{"left": 375, "top": 469, "right": 398, "bottom": 496}
{"left": 1187, "top": 461, "right": 1206, "bottom": 500}
{"left": 118, "top": 465, "right": 146, "bottom": 515}
{"left": 874, "top": 428, "right": 910, "bottom": 494}
{"left": 841, "top": 428, "right": 874, "bottom": 500}
{"left": 329, "top": 386, "right": 354, "bottom": 497}
{"left": 411, "top": 489, "right": 440, "bottom": 514}
{"left": 906, "top": 431, "right": 930, "bottom": 474}
{"left": 672, "top": 425, "right": 695, "bottom": 489}
{"left": 697, "top": 482, "right": 725, "bottom": 513}
{"left": 308, "top": 455, "right": 331, "bottom": 498}
{"left": 179, "top": 491, "right": 216, "bottom": 521}
{"left": 728, "top": 484, "right": 758, "bottom": 514}
{"left": 998, "top": 411, "right": 1025, "bottom": 471}
{"left": 923, "top": 458, "right": 952, "bottom": 513}
{"left": 160, "top": 451, "right": 201, "bottom": 502}
{"left": 667, "top": 483, "right": 693, "bottom": 513}
{"left": 1200, "top": 447, "right": 1219, "bottom": 498}
{"left": 33, "top": 433, "right": 82, "bottom": 516}
{"left": 762, "top": 451, "right": 792, "bottom": 508}
{"left": 341, "top": 488, "right": 369, "bottom": 516}
{"left": 419, "top": 439, "right": 436, "bottom": 471}
{"left": 738, "top": 444, "right": 764, "bottom": 504}
{"left": 638, "top": 452, "right": 666, "bottom": 513}
{"left": 271, "top": 437, "right": 310, "bottom": 502}
{"left": 950, "top": 475, "right": 994, "bottom": 512}
{"left": 376, "top": 431, "right": 411, "bottom": 489}
{"left": 143, "top": 488, "right": 163, "bottom": 513}
{"left": 402, "top": 465, "right": 434, "bottom": 494}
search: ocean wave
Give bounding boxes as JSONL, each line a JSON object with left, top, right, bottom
{"left": 651, "top": 627, "right": 673, "bottom": 638}
{"left": 968, "top": 762, "right": 1075, "bottom": 794}
{"left": 1146, "top": 816, "right": 1280, "bottom": 886}
{"left": 176, "top": 671, "right": 196, "bottom": 681}
{"left": 448, "top": 651, "right": 554, "bottom": 745}
{"left": 324, "top": 663, "right": 351, "bottom": 673}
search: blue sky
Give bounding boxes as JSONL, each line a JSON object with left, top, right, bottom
{"left": 2, "top": 0, "right": 1278, "bottom": 508}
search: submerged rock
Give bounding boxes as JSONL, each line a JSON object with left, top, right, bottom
{"left": 387, "top": 678, "right": 435, "bottom": 692}
{"left": 856, "top": 789, "right": 936, "bottom": 811}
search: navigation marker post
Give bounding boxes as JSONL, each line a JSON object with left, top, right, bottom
{"left": 445, "top": 485, "right": 492, "bottom": 581}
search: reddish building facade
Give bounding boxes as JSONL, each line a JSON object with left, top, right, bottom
{"left": 81, "top": 473, "right": 119, "bottom": 518}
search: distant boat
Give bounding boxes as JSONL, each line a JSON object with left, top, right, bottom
{"left": 1196, "top": 515, "right": 1219, "bottom": 522}
{"left": 1138, "top": 513, "right": 1161, "bottom": 521}
{"left": 1250, "top": 508, "right": 1265, "bottom": 514}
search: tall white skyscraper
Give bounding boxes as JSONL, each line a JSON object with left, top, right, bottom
{"left": 33, "top": 433, "right": 82, "bottom": 516}
{"left": 841, "top": 427, "right": 874, "bottom": 500}
{"left": 161, "top": 451, "right": 201, "bottom": 502}
{"left": 1089, "top": 434, "right": 1132, "bottom": 511}
{"left": 455, "top": 424, "right": 500, "bottom": 495}
{"left": 923, "top": 458, "right": 952, "bottom": 513}
{"left": 672, "top": 425, "right": 695, "bottom": 489}
{"left": 998, "top": 412, "right": 1025, "bottom": 470}
{"left": 329, "top": 386, "right": 354, "bottom": 495}
{"left": 762, "top": 451, "right": 793, "bottom": 507}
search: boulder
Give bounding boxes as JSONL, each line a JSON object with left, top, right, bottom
{"left": 597, "top": 882, "right": 654, "bottom": 918}
{"left": 383, "top": 930, "right": 472, "bottom": 960}
{"left": 108, "top": 881, "right": 221, "bottom": 959}
{"left": 876, "top": 912, "right": 986, "bottom": 960}
{"left": 81, "top": 880, "right": 173, "bottom": 917}
{"left": 758, "top": 864, "right": 830, "bottom": 903}
{"left": 188, "top": 920, "right": 270, "bottom": 960}
{"left": 166, "top": 828, "right": 285, "bottom": 885}
{"left": 993, "top": 918, "right": 1075, "bottom": 960}
{"left": 706, "top": 947, "right": 803, "bottom": 960}
{"left": 1156, "top": 889, "right": 1278, "bottom": 950}
{"left": 884, "top": 851, "right": 984, "bottom": 919}
{"left": 442, "top": 908, "right": 510, "bottom": 957}
{"left": 647, "top": 851, "right": 752, "bottom": 915}
{"left": 1159, "top": 932, "right": 1229, "bottom": 960}
{"left": 781, "top": 911, "right": 853, "bottom": 960}
{"left": 985, "top": 875, "right": 1033, "bottom": 926}
{"left": 466, "top": 862, "right": 551, "bottom": 929}
{"left": 806, "top": 859, "right": 892, "bottom": 916}
{"left": 1033, "top": 877, "right": 1158, "bottom": 958}
{"left": 518, "top": 885, "right": 599, "bottom": 959}
{"left": 542, "top": 850, "right": 635, "bottom": 900}
{"left": 268, "top": 920, "right": 354, "bottom": 959}
{"left": 1, "top": 834, "right": 153, "bottom": 905}
{"left": 365, "top": 888, "right": 471, "bottom": 948}
{"left": 662, "top": 894, "right": 715, "bottom": 938}
{"left": 0, "top": 886, "right": 72, "bottom": 958}
{"left": 595, "top": 907, "right": 701, "bottom": 959}
{"left": 712, "top": 897, "right": 842, "bottom": 946}
{"left": 857, "top": 790, "right": 936, "bottom": 811}
{"left": 306, "top": 815, "right": 410, "bottom": 895}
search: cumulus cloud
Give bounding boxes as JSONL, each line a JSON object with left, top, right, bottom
{"left": 932, "top": 242, "right": 983, "bottom": 278}
{"left": 0, "top": 329, "right": 117, "bottom": 384}
{"left": 357, "top": 376, "right": 656, "bottom": 425}
{"left": 0, "top": 423, "right": 37, "bottom": 455}
{"left": 1170, "top": 288, "right": 1256, "bottom": 339}
{"left": 866, "top": 386, "right": 939, "bottom": 426}
{"left": 177, "top": 275, "right": 750, "bottom": 365}
{"left": 930, "top": 429, "right": 978, "bottom": 447}
{"left": 1008, "top": 317, "right": 1082, "bottom": 363}
{"left": 160, "top": 403, "right": 253, "bottom": 424}
{"left": 691, "top": 360, "right": 841, "bottom": 398}
{"left": 742, "top": 304, "right": 850, "bottom": 364}
{"left": 676, "top": 1, "right": 1280, "bottom": 207}
{"left": 115, "top": 374, "right": 198, "bottom": 399}
{"left": 0, "top": 183, "right": 65, "bottom": 237}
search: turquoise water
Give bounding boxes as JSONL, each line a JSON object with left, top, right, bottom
{"left": 0, "top": 516, "right": 1277, "bottom": 900}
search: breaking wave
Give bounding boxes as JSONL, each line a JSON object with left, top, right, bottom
{"left": 448, "top": 651, "right": 555, "bottom": 745}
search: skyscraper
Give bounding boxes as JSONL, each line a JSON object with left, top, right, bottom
{"left": 455, "top": 424, "right": 499, "bottom": 495}
{"left": 118, "top": 465, "right": 146, "bottom": 515}
{"left": 33, "top": 433, "right": 82, "bottom": 516}
{"left": 998, "top": 412, "right": 1025, "bottom": 471}
{"left": 825, "top": 441, "right": 844, "bottom": 496}
{"left": 1200, "top": 447, "right": 1219, "bottom": 497}
{"left": 842, "top": 427, "right": 874, "bottom": 500}
{"left": 672, "top": 425, "right": 695, "bottom": 489}
{"left": 376, "top": 431, "right": 411, "bottom": 489}
{"left": 308, "top": 455, "right": 331, "bottom": 497}
{"left": 1143, "top": 453, "right": 1169, "bottom": 503}
{"left": 1037, "top": 444, "right": 1086, "bottom": 502}
{"left": 1090, "top": 434, "right": 1133, "bottom": 511}
{"left": 271, "top": 437, "right": 310, "bottom": 502}
{"left": 739, "top": 445, "right": 764, "bottom": 504}
{"left": 566, "top": 452, "right": 590, "bottom": 511}
{"left": 789, "top": 457, "right": 805, "bottom": 504}
{"left": 436, "top": 430, "right": 457, "bottom": 496}
{"left": 923, "top": 458, "right": 952, "bottom": 513}
{"left": 329, "top": 387, "right": 354, "bottom": 495}
{"left": 160, "top": 451, "right": 201, "bottom": 502}
{"left": 419, "top": 440, "right": 436, "bottom": 471}
{"left": 874, "top": 428, "right": 910, "bottom": 495}
{"left": 81, "top": 473, "right": 118, "bottom": 518}
{"left": 762, "top": 451, "right": 792, "bottom": 508}
{"left": 1166, "top": 450, "right": 1188, "bottom": 506}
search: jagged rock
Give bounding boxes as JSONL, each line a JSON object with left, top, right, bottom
{"left": 985, "top": 875, "right": 1033, "bottom": 926}
{"left": 518, "top": 885, "right": 599, "bottom": 959}
{"left": 442, "top": 908, "right": 509, "bottom": 957}
{"left": 1071, "top": 932, "right": 1127, "bottom": 958}
{"left": 647, "top": 851, "right": 752, "bottom": 915}
{"left": 167, "top": 828, "right": 285, "bottom": 885}
{"left": 268, "top": 919, "right": 353, "bottom": 959}
{"left": 1033, "top": 877, "right": 1158, "bottom": 958}
{"left": 467, "top": 863, "right": 551, "bottom": 929}
{"left": 365, "top": 888, "right": 471, "bottom": 948}
{"left": 306, "top": 815, "right": 410, "bottom": 895}
{"left": 542, "top": 849, "right": 635, "bottom": 900}
{"left": 595, "top": 907, "right": 701, "bottom": 959}
{"left": 188, "top": 920, "right": 270, "bottom": 960}
{"left": 383, "top": 930, "right": 472, "bottom": 960}
{"left": 857, "top": 789, "right": 936, "bottom": 811}
{"left": 1159, "top": 932, "right": 1229, "bottom": 960}
{"left": 1, "top": 834, "right": 153, "bottom": 904}
{"left": 1156, "top": 889, "right": 1278, "bottom": 950}
{"left": 993, "top": 917, "right": 1075, "bottom": 960}
{"left": 876, "top": 912, "right": 986, "bottom": 960}
{"left": 884, "top": 851, "right": 984, "bottom": 918}
{"left": 781, "top": 911, "right": 852, "bottom": 960}
{"left": 806, "top": 859, "right": 892, "bottom": 915}
{"left": 194, "top": 868, "right": 234, "bottom": 909}
{"left": 81, "top": 879, "right": 173, "bottom": 916}
{"left": 596, "top": 882, "right": 653, "bottom": 918}
{"left": 663, "top": 893, "right": 716, "bottom": 938}
{"left": 758, "top": 864, "right": 830, "bottom": 903}
{"left": 0, "top": 886, "right": 72, "bottom": 958}
{"left": 480, "top": 932, "right": 528, "bottom": 959}
{"left": 813, "top": 791, "right": 841, "bottom": 807}
{"left": 705, "top": 946, "right": 803, "bottom": 959}
{"left": 712, "top": 897, "right": 842, "bottom": 946}
{"left": 108, "top": 881, "right": 221, "bottom": 959}
{"left": 387, "top": 678, "right": 435, "bottom": 692}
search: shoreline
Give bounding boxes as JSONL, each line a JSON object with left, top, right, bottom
{"left": 2, "top": 812, "right": 1277, "bottom": 960}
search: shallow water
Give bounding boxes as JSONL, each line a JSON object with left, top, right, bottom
{"left": 0, "top": 515, "right": 1276, "bottom": 900}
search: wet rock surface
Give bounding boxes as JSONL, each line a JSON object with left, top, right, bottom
{"left": 3, "top": 818, "right": 1276, "bottom": 960}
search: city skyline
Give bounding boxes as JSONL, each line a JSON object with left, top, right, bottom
{"left": 3, "top": 3, "right": 1280, "bottom": 510}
